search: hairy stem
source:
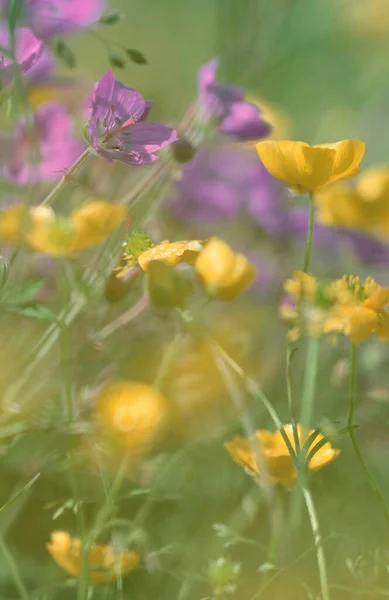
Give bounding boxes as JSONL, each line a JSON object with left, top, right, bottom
{"left": 303, "top": 192, "right": 315, "bottom": 274}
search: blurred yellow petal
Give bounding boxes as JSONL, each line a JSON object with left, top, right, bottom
{"left": 138, "top": 240, "right": 203, "bottom": 271}
{"left": 71, "top": 200, "right": 126, "bottom": 250}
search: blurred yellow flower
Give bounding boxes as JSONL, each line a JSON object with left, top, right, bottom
{"left": 325, "top": 276, "right": 389, "bottom": 344}
{"left": 47, "top": 530, "right": 140, "bottom": 584}
{"left": 316, "top": 167, "right": 389, "bottom": 235}
{"left": 340, "top": 0, "right": 389, "bottom": 37}
{"left": 95, "top": 381, "right": 168, "bottom": 454}
{"left": 0, "top": 200, "right": 126, "bottom": 255}
{"left": 195, "top": 238, "right": 256, "bottom": 300}
{"left": 225, "top": 424, "right": 340, "bottom": 488}
{"left": 255, "top": 139, "right": 365, "bottom": 194}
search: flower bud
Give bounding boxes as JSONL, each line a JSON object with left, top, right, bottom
{"left": 147, "top": 260, "right": 193, "bottom": 310}
{"left": 208, "top": 557, "right": 241, "bottom": 595}
{"left": 171, "top": 138, "right": 196, "bottom": 164}
{"left": 104, "top": 264, "right": 142, "bottom": 304}
{"left": 195, "top": 238, "right": 256, "bottom": 300}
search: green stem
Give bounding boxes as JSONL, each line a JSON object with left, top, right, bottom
{"left": 302, "top": 487, "right": 330, "bottom": 600}
{"left": 289, "top": 335, "right": 320, "bottom": 532}
{"left": 348, "top": 343, "right": 389, "bottom": 526}
{"left": 286, "top": 344, "right": 300, "bottom": 452}
{"left": 0, "top": 536, "right": 29, "bottom": 600}
{"left": 41, "top": 149, "right": 91, "bottom": 207}
{"left": 154, "top": 331, "right": 185, "bottom": 390}
{"left": 303, "top": 192, "right": 315, "bottom": 274}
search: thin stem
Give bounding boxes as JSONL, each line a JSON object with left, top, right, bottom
{"left": 348, "top": 343, "right": 389, "bottom": 526}
{"left": 302, "top": 487, "right": 330, "bottom": 600}
{"left": 154, "top": 331, "right": 185, "bottom": 390}
{"left": 286, "top": 344, "right": 300, "bottom": 452}
{"left": 0, "top": 536, "right": 29, "bottom": 600}
{"left": 41, "top": 149, "right": 91, "bottom": 206}
{"left": 303, "top": 192, "right": 315, "bottom": 274}
{"left": 289, "top": 335, "right": 320, "bottom": 532}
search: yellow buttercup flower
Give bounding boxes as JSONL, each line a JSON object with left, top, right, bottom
{"left": 95, "top": 381, "right": 168, "bottom": 454}
{"left": 325, "top": 276, "right": 389, "bottom": 344}
{"left": 225, "top": 424, "right": 340, "bottom": 488}
{"left": 195, "top": 238, "right": 256, "bottom": 300}
{"left": 0, "top": 200, "right": 126, "bottom": 256}
{"left": 316, "top": 167, "right": 389, "bottom": 235}
{"left": 256, "top": 139, "right": 365, "bottom": 193}
{"left": 47, "top": 531, "right": 140, "bottom": 584}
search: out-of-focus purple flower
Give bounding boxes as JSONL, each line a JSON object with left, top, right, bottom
{"left": 198, "top": 59, "right": 271, "bottom": 141}
{"left": 24, "top": 0, "right": 106, "bottom": 39}
{"left": 169, "top": 145, "right": 285, "bottom": 224}
{"left": 24, "top": 44, "right": 55, "bottom": 83}
{"left": 4, "top": 102, "right": 83, "bottom": 184}
{"left": 0, "top": 25, "right": 43, "bottom": 85}
{"left": 87, "top": 71, "right": 177, "bottom": 165}
{"left": 288, "top": 208, "right": 389, "bottom": 267}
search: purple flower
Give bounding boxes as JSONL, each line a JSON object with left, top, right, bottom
{"left": 0, "top": 25, "right": 43, "bottom": 86}
{"left": 169, "top": 145, "right": 284, "bottom": 224}
{"left": 4, "top": 102, "right": 83, "bottom": 184}
{"left": 198, "top": 59, "right": 271, "bottom": 141}
{"left": 24, "top": 0, "right": 106, "bottom": 39}
{"left": 87, "top": 71, "right": 177, "bottom": 165}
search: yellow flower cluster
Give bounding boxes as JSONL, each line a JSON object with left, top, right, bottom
{"left": 256, "top": 139, "right": 365, "bottom": 193}
{"left": 47, "top": 531, "right": 140, "bottom": 584}
{"left": 225, "top": 424, "right": 339, "bottom": 488}
{"left": 282, "top": 271, "right": 389, "bottom": 344}
{"left": 0, "top": 200, "right": 126, "bottom": 256}
{"left": 316, "top": 167, "right": 389, "bottom": 237}
{"left": 118, "top": 236, "right": 256, "bottom": 302}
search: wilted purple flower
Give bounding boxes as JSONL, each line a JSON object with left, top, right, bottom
{"left": 0, "top": 25, "right": 43, "bottom": 86}
{"left": 169, "top": 145, "right": 284, "bottom": 224}
{"left": 24, "top": 0, "right": 106, "bottom": 39}
{"left": 198, "top": 59, "right": 271, "bottom": 141}
{"left": 4, "top": 102, "right": 83, "bottom": 184}
{"left": 87, "top": 71, "right": 177, "bottom": 165}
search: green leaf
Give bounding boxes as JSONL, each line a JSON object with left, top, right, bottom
{"left": 6, "top": 302, "right": 59, "bottom": 323}
{"left": 0, "top": 473, "right": 40, "bottom": 515}
{"left": 99, "top": 9, "right": 122, "bottom": 24}
{"left": 125, "top": 48, "right": 148, "bottom": 65}
{"left": 54, "top": 37, "right": 76, "bottom": 69}
{"left": 0, "top": 279, "right": 44, "bottom": 305}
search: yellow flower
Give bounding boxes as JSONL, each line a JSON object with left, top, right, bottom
{"left": 47, "top": 530, "right": 140, "bottom": 584}
{"left": 325, "top": 276, "right": 389, "bottom": 344}
{"left": 137, "top": 240, "right": 203, "bottom": 271}
{"left": 281, "top": 271, "right": 336, "bottom": 341}
{"left": 255, "top": 139, "right": 365, "bottom": 193}
{"left": 316, "top": 167, "right": 389, "bottom": 234}
{"left": 0, "top": 200, "right": 126, "bottom": 256}
{"left": 195, "top": 238, "right": 256, "bottom": 300}
{"left": 225, "top": 424, "right": 340, "bottom": 488}
{"left": 95, "top": 381, "right": 168, "bottom": 454}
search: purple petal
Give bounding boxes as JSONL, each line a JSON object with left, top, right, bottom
{"left": 26, "top": 0, "right": 107, "bottom": 39}
{"left": 0, "top": 26, "right": 43, "bottom": 85}
{"left": 90, "top": 70, "right": 115, "bottom": 123}
{"left": 220, "top": 101, "right": 272, "bottom": 140}
{"left": 198, "top": 58, "right": 219, "bottom": 94}
{"left": 118, "top": 122, "right": 178, "bottom": 154}
{"left": 110, "top": 81, "right": 146, "bottom": 125}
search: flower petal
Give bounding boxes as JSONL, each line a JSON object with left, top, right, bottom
{"left": 323, "top": 139, "right": 365, "bottom": 186}
{"left": 119, "top": 121, "right": 178, "bottom": 154}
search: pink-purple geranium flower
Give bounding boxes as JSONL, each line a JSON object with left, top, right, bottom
{"left": 87, "top": 70, "right": 177, "bottom": 165}
{"left": 0, "top": 25, "right": 43, "bottom": 86}
{"left": 198, "top": 59, "right": 271, "bottom": 141}
{"left": 24, "top": 0, "right": 106, "bottom": 39}
{"left": 4, "top": 102, "right": 83, "bottom": 184}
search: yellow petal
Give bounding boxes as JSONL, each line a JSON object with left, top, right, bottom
{"left": 71, "top": 200, "right": 126, "bottom": 250}
{"left": 195, "top": 238, "right": 236, "bottom": 286}
{"left": 365, "top": 288, "right": 389, "bottom": 310}
{"left": 138, "top": 240, "right": 203, "bottom": 271}
{"left": 256, "top": 140, "right": 335, "bottom": 193}
{"left": 321, "top": 139, "right": 365, "bottom": 187}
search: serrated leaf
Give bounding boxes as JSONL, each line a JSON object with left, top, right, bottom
{"left": 0, "top": 279, "right": 44, "bottom": 305}
{"left": 8, "top": 302, "right": 58, "bottom": 322}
